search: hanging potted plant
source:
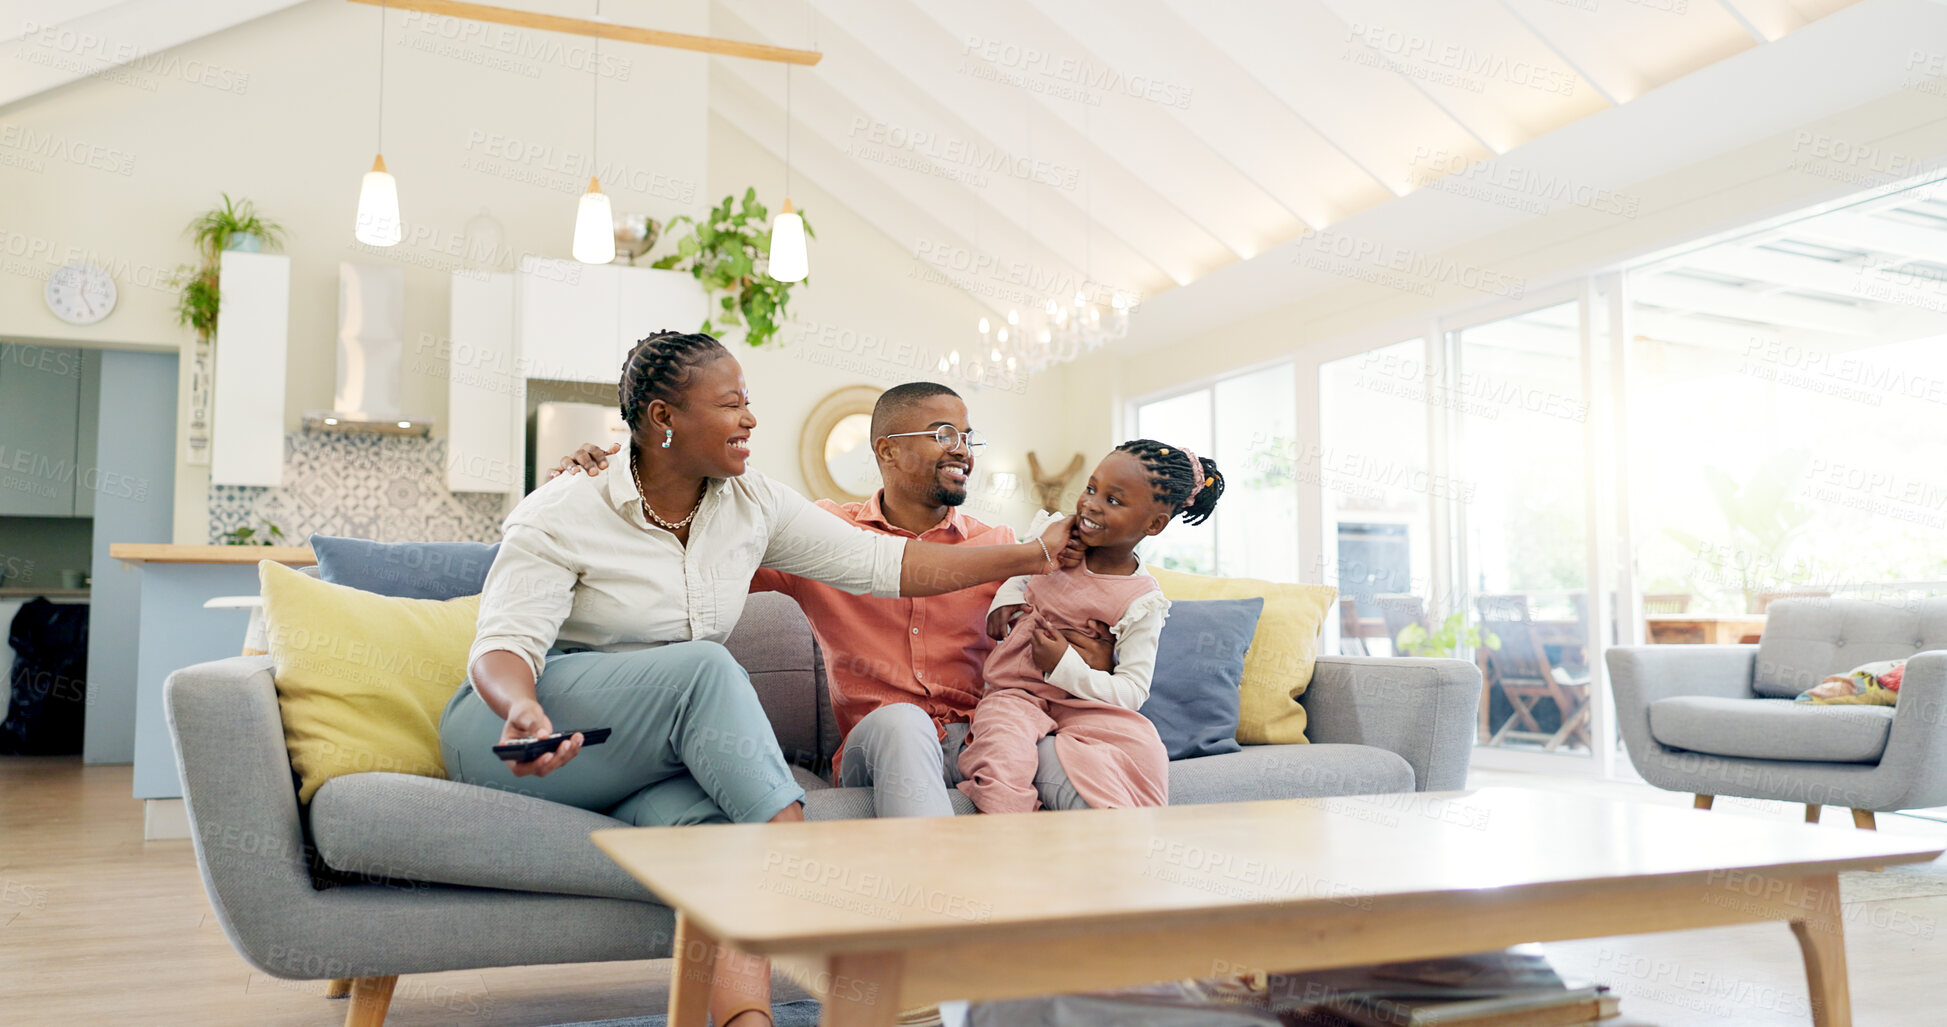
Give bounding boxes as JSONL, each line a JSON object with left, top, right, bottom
{"left": 170, "top": 194, "right": 286, "bottom": 466}
{"left": 652, "top": 188, "right": 811, "bottom": 348}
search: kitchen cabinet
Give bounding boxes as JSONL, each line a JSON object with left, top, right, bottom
{"left": 513, "top": 260, "right": 707, "bottom": 386}
{"left": 447, "top": 272, "right": 521, "bottom": 493}
{"left": 454, "top": 264, "right": 705, "bottom": 497}
{"left": 209, "top": 251, "right": 290, "bottom": 487}
{"left": 0, "top": 344, "right": 82, "bottom": 517}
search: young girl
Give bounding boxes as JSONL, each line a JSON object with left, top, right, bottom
{"left": 957, "top": 440, "right": 1224, "bottom": 813}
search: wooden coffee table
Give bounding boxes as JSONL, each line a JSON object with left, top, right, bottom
{"left": 592, "top": 788, "right": 1942, "bottom": 1027}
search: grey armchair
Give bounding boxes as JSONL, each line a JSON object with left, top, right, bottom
{"left": 1607, "top": 597, "right": 1947, "bottom": 826}
{"left": 168, "top": 593, "right": 1479, "bottom": 1025}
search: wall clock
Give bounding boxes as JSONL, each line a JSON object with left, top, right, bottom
{"left": 44, "top": 262, "right": 117, "bottom": 325}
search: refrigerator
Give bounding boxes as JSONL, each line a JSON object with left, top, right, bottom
{"left": 530, "top": 401, "right": 629, "bottom": 492}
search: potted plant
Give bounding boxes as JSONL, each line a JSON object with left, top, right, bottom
{"left": 172, "top": 194, "right": 287, "bottom": 342}
{"left": 189, "top": 193, "right": 286, "bottom": 260}
{"left": 652, "top": 188, "right": 812, "bottom": 348}
{"left": 218, "top": 521, "right": 287, "bottom": 546}
{"left": 1395, "top": 613, "right": 1500, "bottom": 659}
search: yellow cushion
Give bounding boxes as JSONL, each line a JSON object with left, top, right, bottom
{"left": 1148, "top": 568, "right": 1337, "bottom": 745}
{"left": 258, "top": 561, "right": 480, "bottom": 802}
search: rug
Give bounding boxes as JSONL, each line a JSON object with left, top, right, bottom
{"left": 544, "top": 999, "right": 822, "bottom": 1027}
{"left": 1840, "top": 850, "right": 1947, "bottom": 904}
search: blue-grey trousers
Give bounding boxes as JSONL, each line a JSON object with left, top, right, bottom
{"left": 840, "top": 702, "right": 1088, "bottom": 817}
{"left": 439, "top": 640, "right": 806, "bottom": 827}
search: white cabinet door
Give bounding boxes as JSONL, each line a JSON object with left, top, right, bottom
{"left": 447, "top": 272, "right": 520, "bottom": 494}
{"left": 518, "top": 258, "right": 619, "bottom": 384}
{"left": 210, "top": 252, "right": 290, "bottom": 487}
{"left": 615, "top": 267, "right": 709, "bottom": 369}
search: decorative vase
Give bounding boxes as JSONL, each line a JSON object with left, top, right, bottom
{"left": 224, "top": 232, "right": 264, "bottom": 253}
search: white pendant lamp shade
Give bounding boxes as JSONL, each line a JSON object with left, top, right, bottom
{"left": 769, "top": 198, "right": 808, "bottom": 283}
{"left": 573, "top": 177, "right": 615, "bottom": 264}
{"left": 355, "top": 154, "right": 401, "bottom": 247}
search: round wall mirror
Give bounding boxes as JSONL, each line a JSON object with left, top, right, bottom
{"left": 800, "top": 385, "right": 884, "bottom": 504}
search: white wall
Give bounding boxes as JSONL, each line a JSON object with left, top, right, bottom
{"left": 0, "top": 0, "right": 1070, "bottom": 541}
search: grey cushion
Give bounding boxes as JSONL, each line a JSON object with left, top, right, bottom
{"left": 1140, "top": 598, "right": 1261, "bottom": 760}
{"left": 808, "top": 786, "right": 977, "bottom": 821}
{"left": 1649, "top": 696, "right": 1895, "bottom": 763}
{"left": 730, "top": 592, "right": 827, "bottom": 771}
{"left": 1752, "top": 597, "right": 1947, "bottom": 698}
{"left": 311, "top": 765, "right": 831, "bottom": 901}
{"left": 309, "top": 534, "right": 499, "bottom": 600}
{"left": 1168, "top": 744, "right": 1415, "bottom": 805}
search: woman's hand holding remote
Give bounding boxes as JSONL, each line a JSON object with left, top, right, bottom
{"left": 499, "top": 698, "right": 583, "bottom": 777}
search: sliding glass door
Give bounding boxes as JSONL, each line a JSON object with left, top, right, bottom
{"left": 1448, "top": 299, "right": 1597, "bottom": 760}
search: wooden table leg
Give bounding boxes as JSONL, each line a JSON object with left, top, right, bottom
{"left": 1790, "top": 873, "right": 1852, "bottom": 1027}
{"left": 669, "top": 913, "right": 719, "bottom": 1027}
{"left": 820, "top": 952, "right": 903, "bottom": 1027}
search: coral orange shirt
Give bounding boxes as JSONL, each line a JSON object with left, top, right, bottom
{"left": 750, "top": 492, "right": 1014, "bottom": 775}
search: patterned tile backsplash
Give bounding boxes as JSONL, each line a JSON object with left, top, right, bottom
{"left": 208, "top": 432, "right": 508, "bottom": 544}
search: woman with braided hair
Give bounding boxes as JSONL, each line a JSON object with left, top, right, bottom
{"left": 442, "top": 330, "right": 1083, "bottom": 1026}
{"left": 958, "top": 439, "right": 1224, "bottom": 814}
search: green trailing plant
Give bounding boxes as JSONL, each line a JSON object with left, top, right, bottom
{"left": 172, "top": 265, "right": 221, "bottom": 342}
{"left": 174, "top": 194, "right": 286, "bottom": 342}
{"left": 652, "top": 188, "right": 812, "bottom": 348}
{"left": 1395, "top": 613, "right": 1500, "bottom": 659}
{"left": 218, "top": 521, "right": 286, "bottom": 547}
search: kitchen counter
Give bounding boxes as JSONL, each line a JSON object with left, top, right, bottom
{"left": 113, "top": 542, "right": 311, "bottom": 807}
{"left": 109, "top": 543, "right": 314, "bottom": 565}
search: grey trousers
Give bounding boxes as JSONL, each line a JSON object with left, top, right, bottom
{"left": 839, "top": 702, "right": 1087, "bottom": 817}
{"left": 440, "top": 640, "right": 806, "bottom": 827}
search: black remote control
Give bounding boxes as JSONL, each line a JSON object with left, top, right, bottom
{"left": 492, "top": 728, "right": 611, "bottom": 763}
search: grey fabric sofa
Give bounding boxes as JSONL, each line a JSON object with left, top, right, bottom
{"left": 1608, "top": 596, "right": 1947, "bottom": 822}
{"left": 167, "top": 592, "right": 1479, "bottom": 1024}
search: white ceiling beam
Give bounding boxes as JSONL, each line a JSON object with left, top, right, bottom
{"left": 899, "top": 0, "right": 1272, "bottom": 263}
{"left": 1680, "top": 245, "right": 1917, "bottom": 302}
{"left": 1159, "top": 0, "right": 1493, "bottom": 198}
{"left": 1713, "top": 0, "right": 1775, "bottom": 43}
{"left": 711, "top": 0, "right": 1165, "bottom": 300}
{"left": 792, "top": 0, "right": 1225, "bottom": 285}
{"left": 1492, "top": 0, "right": 1621, "bottom": 108}
{"left": 0, "top": 0, "right": 309, "bottom": 109}
{"left": 709, "top": 53, "right": 1124, "bottom": 319}
{"left": 1633, "top": 274, "right": 1876, "bottom": 335}
{"left": 1030, "top": 0, "right": 1376, "bottom": 231}
{"left": 1773, "top": 209, "right": 1947, "bottom": 265}
{"left": 710, "top": 69, "right": 1019, "bottom": 336}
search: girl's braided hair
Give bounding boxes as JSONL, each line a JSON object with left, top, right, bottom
{"left": 1114, "top": 438, "right": 1225, "bottom": 526}
{"left": 618, "top": 330, "right": 728, "bottom": 432}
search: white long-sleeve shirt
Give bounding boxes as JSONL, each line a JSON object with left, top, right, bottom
{"left": 470, "top": 466, "right": 906, "bottom": 679}
{"left": 988, "top": 540, "right": 1170, "bottom": 710}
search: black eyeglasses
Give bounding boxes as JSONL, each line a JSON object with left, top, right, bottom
{"left": 882, "top": 425, "right": 988, "bottom": 454}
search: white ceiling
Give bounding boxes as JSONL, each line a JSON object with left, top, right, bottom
{"left": 13, "top": 0, "right": 1947, "bottom": 357}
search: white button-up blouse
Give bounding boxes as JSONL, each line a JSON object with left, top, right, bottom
{"left": 469, "top": 465, "right": 907, "bottom": 679}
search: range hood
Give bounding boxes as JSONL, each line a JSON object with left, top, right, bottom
{"left": 303, "top": 262, "right": 432, "bottom": 436}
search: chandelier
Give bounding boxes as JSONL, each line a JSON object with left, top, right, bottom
{"left": 941, "top": 289, "right": 1131, "bottom": 386}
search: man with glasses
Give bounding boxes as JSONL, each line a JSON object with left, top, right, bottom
{"left": 550, "top": 382, "right": 1108, "bottom": 819}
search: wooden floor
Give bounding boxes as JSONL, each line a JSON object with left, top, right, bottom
{"left": 0, "top": 757, "right": 812, "bottom": 1026}
{"left": 6, "top": 756, "right": 1947, "bottom": 1026}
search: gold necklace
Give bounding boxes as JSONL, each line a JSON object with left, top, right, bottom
{"left": 632, "top": 458, "right": 705, "bottom": 532}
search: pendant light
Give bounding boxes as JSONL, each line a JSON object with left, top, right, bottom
{"left": 768, "top": 65, "right": 809, "bottom": 282}
{"left": 354, "top": 0, "right": 401, "bottom": 246}
{"left": 572, "top": 1, "right": 616, "bottom": 264}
